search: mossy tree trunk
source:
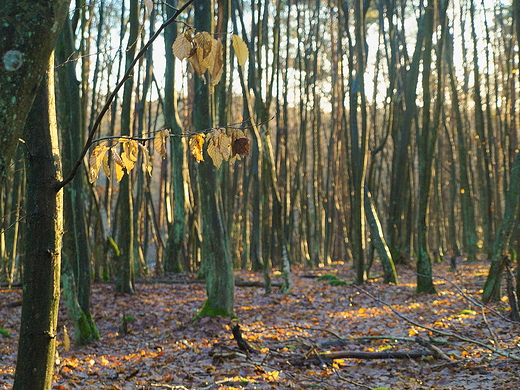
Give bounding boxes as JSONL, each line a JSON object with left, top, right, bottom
{"left": 341, "top": 0, "right": 369, "bottom": 284}
{"left": 194, "top": 0, "right": 234, "bottom": 317}
{"left": 482, "top": 152, "right": 520, "bottom": 302}
{"left": 365, "top": 188, "right": 397, "bottom": 284}
{"left": 55, "top": 18, "right": 99, "bottom": 344}
{"left": 415, "top": 0, "right": 441, "bottom": 294}
{"left": 163, "top": 0, "right": 189, "bottom": 274}
{"left": 13, "top": 55, "right": 64, "bottom": 390}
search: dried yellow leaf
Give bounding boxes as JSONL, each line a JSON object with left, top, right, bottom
{"left": 188, "top": 53, "right": 205, "bottom": 79}
{"left": 154, "top": 129, "right": 169, "bottom": 158}
{"left": 115, "top": 164, "right": 125, "bottom": 183}
{"left": 211, "top": 39, "right": 223, "bottom": 87}
{"left": 195, "top": 31, "right": 213, "bottom": 63}
{"left": 121, "top": 140, "right": 138, "bottom": 172}
{"left": 88, "top": 142, "right": 109, "bottom": 183}
{"left": 172, "top": 33, "right": 193, "bottom": 61}
{"left": 102, "top": 149, "right": 110, "bottom": 180}
{"left": 232, "top": 34, "right": 249, "bottom": 67}
{"left": 111, "top": 147, "right": 125, "bottom": 168}
{"left": 139, "top": 144, "right": 153, "bottom": 176}
{"left": 189, "top": 133, "right": 205, "bottom": 163}
{"left": 207, "top": 128, "right": 232, "bottom": 169}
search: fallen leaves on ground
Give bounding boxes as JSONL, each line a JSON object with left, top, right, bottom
{"left": 1, "top": 258, "right": 520, "bottom": 389}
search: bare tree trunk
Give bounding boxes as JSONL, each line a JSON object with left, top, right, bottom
{"left": 163, "top": 0, "right": 190, "bottom": 274}
{"left": 195, "top": 0, "right": 234, "bottom": 317}
{"left": 0, "top": 0, "right": 71, "bottom": 183}
{"left": 14, "top": 55, "right": 64, "bottom": 390}
{"left": 483, "top": 152, "right": 520, "bottom": 302}
{"left": 56, "top": 17, "right": 99, "bottom": 344}
{"left": 116, "top": 0, "right": 139, "bottom": 294}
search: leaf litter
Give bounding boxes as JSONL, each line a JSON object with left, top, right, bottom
{"left": 1, "top": 258, "right": 520, "bottom": 389}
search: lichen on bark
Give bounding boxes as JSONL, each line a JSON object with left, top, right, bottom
{"left": 0, "top": 0, "right": 71, "bottom": 183}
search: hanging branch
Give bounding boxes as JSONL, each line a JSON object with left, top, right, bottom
{"left": 57, "top": 0, "right": 197, "bottom": 191}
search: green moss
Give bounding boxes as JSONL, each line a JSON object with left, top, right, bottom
{"left": 75, "top": 311, "right": 100, "bottom": 345}
{"left": 328, "top": 279, "right": 347, "bottom": 286}
{"left": 195, "top": 299, "right": 232, "bottom": 318}
{"left": 317, "top": 273, "right": 338, "bottom": 281}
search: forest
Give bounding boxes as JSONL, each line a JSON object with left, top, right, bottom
{"left": 1, "top": 0, "right": 520, "bottom": 388}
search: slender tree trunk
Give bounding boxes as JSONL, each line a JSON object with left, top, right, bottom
{"left": 56, "top": 17, "right": 99, "bottom": 344}
{"left": 365, "top": 187, "right": 397, "bottom": 284}
{"left": 116, "top": 0, "right": 139, "bottom": 294}
{"left": 446, "top": 31, "right": 478, "bottom": 261}
{"left": 341, "top": 0, "right": 369, "bottom": 284}
{"left": 163, "top": 0, "right": 190, "bottom": 273}
{"left": 470, "top": 0, "right": 494, "bottom": 255}
{"left": 13, "top": 55, "right": 64, "bottom": 390}
{"left": 194, "top": 0, "right": 234, "bottom": 317}
{"left": 483, "top": 152, "right": 520, "bottom": 302}
{"left": 415, "top": 0, "right": 438, "bottom": 294}
{"left": 387, "top": 0, "right": 425, "bottom": 264}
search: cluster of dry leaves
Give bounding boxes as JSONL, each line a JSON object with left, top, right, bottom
{"left": 1, "top": 259, "right": 520, "bottom": 389}
{"left": 88, "top": 30, "right": 250, "bottom": 184}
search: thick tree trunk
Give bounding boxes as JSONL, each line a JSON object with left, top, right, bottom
{"left": 13, "top": 55, "right": 63, "bottom": 390}
{"left": 0, "top": 0, "right": 71, "bottom": 183}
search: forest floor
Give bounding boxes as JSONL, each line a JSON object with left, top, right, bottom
{"left": 1, "top": 258, "right": 520, "bottom": 389}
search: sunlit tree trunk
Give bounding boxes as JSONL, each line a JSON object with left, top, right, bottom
{"left": 0, "top": 0, "right": 71, "bottom": 183}
{"left": 56, "top": 17, "right": 99, "bottom": 344}
{"left": 13, "top": 55, "right": 63, "bottom": 390}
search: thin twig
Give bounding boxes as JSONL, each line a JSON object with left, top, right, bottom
{"left": 424, "top": 273, "right": 517, "bottom": 324}
{"left": 421, "top": 273, "right": 503, "bottom": 348}
{"left": 333, "top": 368, "right": 374, "bottom": 389}
{"left": 353, "top": 285, "right": 520, "bottom": 361}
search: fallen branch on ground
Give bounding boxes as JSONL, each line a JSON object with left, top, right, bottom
{"left": 134, "top": 278, "right": 282, "bottom": 288}
{"left": 354, "top": 285, "right": 520, "bottom": 361}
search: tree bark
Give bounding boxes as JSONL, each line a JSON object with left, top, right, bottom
{"left": 415, "top": 0, "right": 439, "bottom": 294}
{"left": 13, "top": 54, "right": 63, "bottom": 390}
{"left": 0, "top": 0, "right": 71, "bottom": 183}
{"left": 116, "top": 0, "right": 139, "bottom": 294}
{"left": 482, "top": 152, "right": 520, "bottom": 302}
{"left": 56, "top": 17, "right": 99, "bottom": 344}
{"left": 194, "top": 0, "right": 234, "bottom": 317}
{"left": 163, "top": 0, "right": 190, "bottom": 274}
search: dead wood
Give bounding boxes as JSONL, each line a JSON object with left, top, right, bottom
{"left": 134, "top": 278, "right": 282, "bottom": 288}
{"left": 291, "top": 350, "right": 433, "bottom": 365}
